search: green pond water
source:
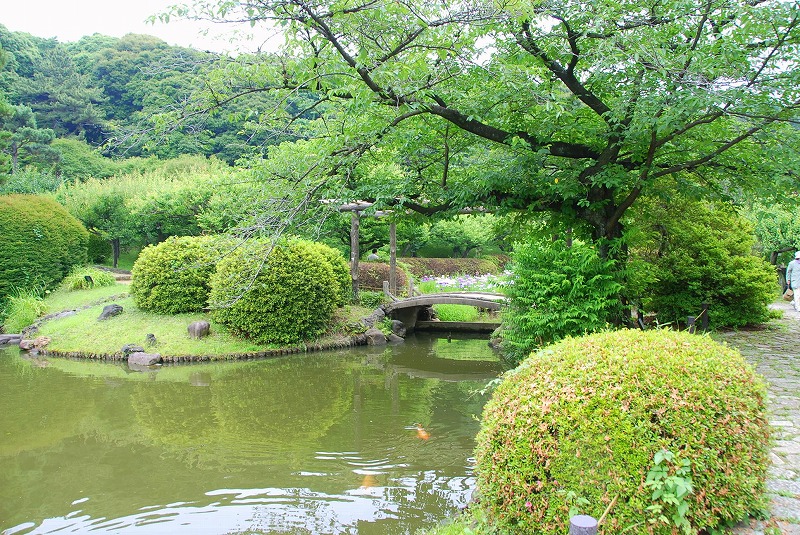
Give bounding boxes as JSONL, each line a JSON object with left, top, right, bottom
{"left": 0, "top": 334, "right": 505, "bottom": 534}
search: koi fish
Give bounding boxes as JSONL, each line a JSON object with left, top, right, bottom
{"left": 415, "top": 423, "right": 430, "bottom": 441}
{"left": 360, "top": 474, "right": 378, "bottom": 488}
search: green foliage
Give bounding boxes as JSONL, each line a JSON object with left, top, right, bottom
{"left": 501, "top": 239, "right": 623, "bottom": 363}
{"left": 426, "top": 215, "right": 499, "bottom": 258}
{"left": 306, "top": 241, "right": 352, "bottom": 306}
{"left": 130, "top": 235, "right": 222, "bottom": 314}
{"left": 159, "top": 0, "right": 800, "bottom": 263}
{"left": 0, "top": 169, "right": 63, "bottom": 194}
{"left": 209, "top": 238, "right": 339, "bottom": 345}
{"left": 628, "top": 199, "right": 776, "bottom": 328}
{"left": 475, "top": 330, "right": 770, "bottom": 535}
{"left": 744, "top": 200, "right": 800, "bottom": 266}
{"left": 432, "top": 304, "right": 479, "bottom": 322}
{"left": 401, "top": 257, "right": 501, "bottom": 278}
{"left": 86, "top": 232, "right": 112, "bottom": 264}
{"left": 358, "top": 290, "right": 389, "bottom": 308}
{"left": 50, "top": 138, "right": 117, "bottom": 180}
{"left": 59, "top": 267, "right": 117, "bottom": 291}
{"left": 0, "top": 194, "right": 89, "bottom": 307}
{"left": 644, "top": 450, "right": 694, "bottom": 534}
{"left": 0, "top": 104, "right": 58, "bottom": 175}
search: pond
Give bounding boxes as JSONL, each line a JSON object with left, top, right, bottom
{"left": 0, "top": 334, "right": 505, "bottom": 534}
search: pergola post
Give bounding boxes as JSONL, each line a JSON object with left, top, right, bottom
{"left": 389, "top": 221, "right": 397, "bottom": 295}
{"left": 350, "top": 211, "right": 360, "bottom": 302}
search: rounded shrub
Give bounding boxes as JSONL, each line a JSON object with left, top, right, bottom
{"left": 628, "top": 198, "right": 776, "bottom": 328}
{"left": 307, "top": 242, "right": 351, "bottom": 306}
{"left": 475, "top": 329, "right": 769, "bottom": 535}
{"left": 208, "top": 238, "right": 338, "bottom": 345}
{"left": 0, "top": 194, "right": 89, "bottom": 305}
{"left": 130, "top": 235, "right": 222, "bottom": 314}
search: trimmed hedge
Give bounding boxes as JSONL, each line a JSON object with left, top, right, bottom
{"left": 400, "top": 257, "right": 501, "bottom": 277}
{"left": 0, "top": 194, "right": 88, "bottom": 305}
{"left": 475, "top": 329, "right": 769, "bottom": 534}
{"left": 358, "top": 262, "right": 409, "bottom": 293}
{"left": 131, "top": 236, "right": 222, "bottom": 314}
{"left": 209, "top": 238, "right": 338, "bottom": 345}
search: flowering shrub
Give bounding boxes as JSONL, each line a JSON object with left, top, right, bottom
{"left": 419, "top": 271, "right": 512, "bottom": 293}
{"left": 475, "top": 329, "right": 770, "bottom": 534}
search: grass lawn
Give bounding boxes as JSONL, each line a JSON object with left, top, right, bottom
{"left": 34, "top": 283, "right": 373, "bottom": 358}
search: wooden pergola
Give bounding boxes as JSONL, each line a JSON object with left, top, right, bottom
{"left": 337, "top": 200, "right": 398, "bottom": 301}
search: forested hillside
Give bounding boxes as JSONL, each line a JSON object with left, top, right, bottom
{"left": 0, "top": 25, "right": 300, "bottom": 181}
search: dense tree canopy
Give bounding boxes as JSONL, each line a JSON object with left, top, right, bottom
{"left": 164, "top": 0, "right": 800, "bottom": 253}
{"left": 0, "top": 24, "right": 299, "bottom": 175}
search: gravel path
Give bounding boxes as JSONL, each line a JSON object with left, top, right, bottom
{"left": 715, "top": 299, "right": 800, "bottom": 535}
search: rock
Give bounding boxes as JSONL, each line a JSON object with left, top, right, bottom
{"left": 21, "top": 325, "right": 39, "bottom": 338}
{"left": 128, "top": 352, "right": 162, "bottom": 366}
{"left": 364, "top": 327, "right": 387, "bottom": 346}
{"left": 145, "top": 333, "right": 157, "bottom": 346}
{"left": 387, "top": 333, "right": 405, "bottom": 343}
{"left": 98, "top": 304, "right": 123, "bottom": 321}
{"left": 18, "top": 339, "right": 34, "bottom": 351}
{"left": 33, "top": 336, "right": 51, "bottom": 348}
{"left": 120, "top": 344, "right": 145, "bottom": 356}
{"left": 0, "top": 334, "right": 22, "bottom": 346}
{"left": 390, "top": 320, "right": 406, "bottom": 337}
{"left": 187, "top": 321, "right": 210, "bottom": 339}
{"left": 361, "top": 308, "right": 387, "bottom": 328}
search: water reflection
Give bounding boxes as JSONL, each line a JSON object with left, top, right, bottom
{"left": 0, "top": 334, "right": 503, "bottom": 534}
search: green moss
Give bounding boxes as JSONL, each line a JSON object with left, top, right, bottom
{"left": 475, "top": 329, "right": 770, "bottom": 534}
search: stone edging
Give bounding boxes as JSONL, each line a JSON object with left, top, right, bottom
{"left": 39, "top": 334, "right": 370, "bottom": 363}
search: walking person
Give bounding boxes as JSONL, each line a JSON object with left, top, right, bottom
{"left": 786, "top": 251, "right": 800, "bottom": 311}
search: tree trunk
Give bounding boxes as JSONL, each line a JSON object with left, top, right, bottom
{"left": 10, "top": 141, "right": 18, "bottom": 174}
{"left": 112, "top": 238, "right": 121, "bottom": 269}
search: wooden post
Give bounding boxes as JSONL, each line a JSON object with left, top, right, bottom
{"left": 389, "top": 221, "right": 397, "bottom": 295}
{"left": 687, "top": 316, "right": 696, "bottom": 334}
{"left": 569, "top": 515, "right": 598, "bottom": 535}
{"left": 701, "top": 302, "right": 709, "bottom": 331}
{"left": 350, "top": 211, "right": 360, "bottom": 302}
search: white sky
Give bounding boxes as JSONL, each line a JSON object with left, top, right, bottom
{"left": 1, "top": 0, "right": 272, "bottom": 54}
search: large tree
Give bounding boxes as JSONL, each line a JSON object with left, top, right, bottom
{"left": 163, "top": 0, "right": 800, "bottom": 254}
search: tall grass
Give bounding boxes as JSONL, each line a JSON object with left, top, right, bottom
{"left": 60, "top": 267, "right": 117, "bottom": 291}
{"left": 432, "top": 304, "right": 480, "bottom": 322}
{"left": 2, "top": 289, "right": 47, "bottom": 333}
